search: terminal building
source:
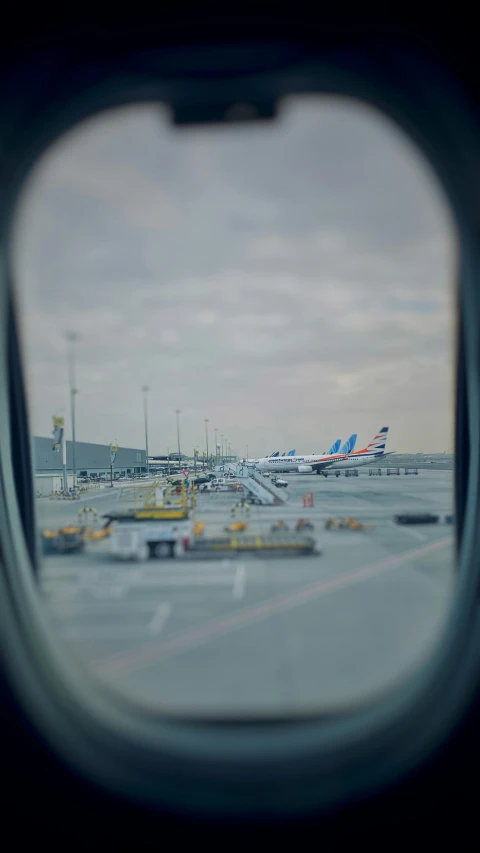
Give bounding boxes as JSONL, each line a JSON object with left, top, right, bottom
{"left": 149, "top": 454, "right": 237, "bottom": 471}
{"left": 33, "top": 436, "right": 146, "bottom": 494}
{"left": 33, "top": 435, "right": 238, "bottom": 495}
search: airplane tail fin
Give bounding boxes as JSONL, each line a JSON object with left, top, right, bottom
{"left": 287, "top": 449, "right": 296, "bottom": 456}
{"left": 357, "top": 427, "right": 389, "bottom": 454}
{"left": 340, "top": 433, "right": 357, "bottom": 454}
{"left": 327, "top": 438, "right": 341, "bottom": 455}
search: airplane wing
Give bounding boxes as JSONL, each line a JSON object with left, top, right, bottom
{"left": 307, "top": 456, "right": 347, "bottom": 472}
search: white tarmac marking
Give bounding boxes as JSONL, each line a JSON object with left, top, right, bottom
{"left": 82, "top": 585, "right": 126, "bottom": 600}
{"left": 93, "top": 536, "right": 453, "bottom": 676}
{"left": 49, "top": 601, "right": 162, "bottom": 616}
{"left": 121, "top": 576, "right": 234, "bottom": 588}
{"left": 391, "top": 522, "right": 427, "bottom": 542}
{"left": 53, "top": 600, "right": 172, "bottom": 639}
{"left": 147, "top": 602, "right": 172, "bottom": 635}
{"left": 61, "top": 626, "right": 161, "bottom": 640}
{"left": 318, "top": 537, "right": 372, "bottom": 545}
{"left": 233, "top": 564, "right": 246, "bottom": 600}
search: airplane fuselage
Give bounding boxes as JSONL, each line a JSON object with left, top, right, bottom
{"left": 255, "top": 427, "right": 390, "bottom": 473}
{"left": 255, "top": 454, "right": 345, "bottom": 473}
{"left": 330, "top": 451, "right": 391, "bottom": 469}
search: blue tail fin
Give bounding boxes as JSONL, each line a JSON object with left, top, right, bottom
{"left": 340, "top": 434, "right": 357, "bottom": 454}
{"left": 327, "top": 439, "right": 341, "bottom": 455}
{"left": 287, "top": 449, "right": 296, "bottom": 456}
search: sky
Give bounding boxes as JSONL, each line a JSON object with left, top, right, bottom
{"left": 11, "top": 96, "right": 456, "bottom": 458}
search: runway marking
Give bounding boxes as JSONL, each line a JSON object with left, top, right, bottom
{"left": 395, "top": 524, "right": 427, "bottom": 542}
{"left": 49, "top": 601, "right": 165, "bottom": 615}
{"left": 106, "top": 576, "right": 234, "bottom": 588}
{"left": 61, "top": 626, "right": 166, "bottom": 640}
{"left": 233, "top": 564, "right": 246, "bottom": 600}
{"left": 148, "top": 602, "right": 172, "bottom": 635}
{"left": 92, "top": 536, "right": 453, "bottom": 679}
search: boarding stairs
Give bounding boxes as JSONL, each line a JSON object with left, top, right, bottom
{"left": 217, "top": 463, "right": 288, "bottom": 506}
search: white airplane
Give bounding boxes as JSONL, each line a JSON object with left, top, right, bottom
{"left": 328, "top": 427, "right": 392, "bottom": 471}
{"left": 254, "top": 438, "right": 348, "bottom": 474}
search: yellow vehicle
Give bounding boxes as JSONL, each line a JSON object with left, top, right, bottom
{"left": 41, "top": 526, "right": 85, "bottom": 554}
{"left": 325, "top": 516, "right": 372, "bottom": 531}
{"left": 225, "top": 521, "right": 248, "bottom": 533}
{"left": 82, "top": 525, "right": 113, "bottom": 540}
{"left": 295, "top": 518, "right": 314, "bottom": 531}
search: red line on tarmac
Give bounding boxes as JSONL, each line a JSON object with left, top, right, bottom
{"left": 92, "top": 536, "right": 453, "bottom": 679}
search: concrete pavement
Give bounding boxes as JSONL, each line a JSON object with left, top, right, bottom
{"left": 38, "top": 469, "right": 455, "bottom": 715}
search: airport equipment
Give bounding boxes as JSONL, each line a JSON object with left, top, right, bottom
{"left": 105, "top": 477, "right": 197, "bottom": 560}
{"left": 295, "top": 518, "right": 314, "bottom": 531}
{"left": 77, "top": 506, "right": 98, "bottom": 523}
{"left": 271, "top": 520, "right": 289, "bottom": 532}
{"left": 119, "top": 476, "right": 192, "bottom": 510}
{"left": 387, "top": 468, "right": 401, "bottom": 476}
{"left": 207, "top": 477, "right": 243, "bottom": 493}
{"left": 193, "top": 534, "right": 317, "bottom": 556}
{"left": 394, "top": 513, "right": 439, "bottom": 525}
{"left": 302, "top": 493, "right": 314, "bottom": 507}
{"left": 345, "top": 469, "right": 359, "bottom": 477}
{"left": 82, "top": 524, "right": 112, "bottom": 541}
{"left": 106, "top": 507, "right": 194, "bottom": 560}
{"left": 404, "top": 468, "right": 419, "bottom": 475}
{"left": 212, "top": 464, "right": 288, "bottom": 506}
{"left": 49, "top": 490, "right": 81, "bottom": 500}
{"left": 325, "top": 517, "right": 372, "bottom": 531}
{"left": 225, "top": 522, "right": 248, "bottom": 533}
{"left": 230, "top": 500, "right": 250, "bottom": 518}
{"left": 369, "top": 468, "right": 383, "bottom": 476}
{"left": 41, "top": 526, "right": 86, "bottom": 554}
{"left": 243, "top": 472, "right": 288, "bottom": 504}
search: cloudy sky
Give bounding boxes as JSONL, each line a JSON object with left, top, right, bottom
{"left": 12, "top": 96, "right": 456, "bottom": 457}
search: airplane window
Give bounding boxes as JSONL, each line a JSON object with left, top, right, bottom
{"left": 11, "top": 96, "right": 456, "bottom": 715}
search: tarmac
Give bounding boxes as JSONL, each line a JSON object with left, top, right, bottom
{"left": 37, "top": 468, "right": 455, "bottom": 716}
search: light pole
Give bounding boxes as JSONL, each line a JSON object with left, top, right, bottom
{"left": 176, "top": 409, "right": 181, "bottom": 467}
{"left": 214, "top": 428, "right": 218, "bottom": 465}
{"left": 246, "top": 444, "right": 249, "bottom": 462}
{"left": 204, "top": 419, "right": 209, "bottom": 469}
{"left": 66, "top": 331, "right": 79, "bottom": 488}
{"left": 142, "top": 385, "right": 150, "bottom": 476}
{"left": 110, "top": 439, "right": 118, "bottom": 488}
{"left": 52, "top": 412, "right": 67, "bottom": 492}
